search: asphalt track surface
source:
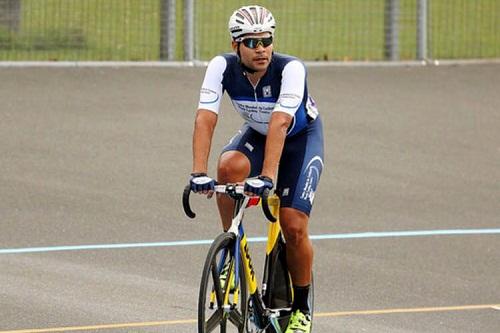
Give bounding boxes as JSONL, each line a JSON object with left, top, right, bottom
{"left": 1, "top": 64, "right": 499, "bottom": 332}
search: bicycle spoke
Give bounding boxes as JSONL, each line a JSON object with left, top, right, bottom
{"left": 205, "top": 307, "right": 224, "bottom": 332}
{"left": 228, "top": 308, "right": 245, "bottom": 328}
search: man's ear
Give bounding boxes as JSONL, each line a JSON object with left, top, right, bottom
{"left": 231, "top": 41, "right": 238, "bottom": 52}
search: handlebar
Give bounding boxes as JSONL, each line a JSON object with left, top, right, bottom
{"left": 182, "top": 184, "right": 277, "bottom": 222}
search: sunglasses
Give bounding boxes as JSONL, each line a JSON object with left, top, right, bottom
{"left": 240, "top": 37, "right": 273, "bottom": 49}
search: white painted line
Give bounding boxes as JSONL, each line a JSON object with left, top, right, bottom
{"left": 0, "top": 59, "right": 499, "bottom": 68}
{"left": 0, "top": 61, "right": 208, "bottom": 67}
{"left": 0, "top": 228, "right": 499, "bottom": 255}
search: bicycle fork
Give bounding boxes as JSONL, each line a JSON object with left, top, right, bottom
{"left": 239, "top": 227, "right": 277, "bottom": 330}
{"left": 209, "top": 245, "right": 240, "bottom": 313}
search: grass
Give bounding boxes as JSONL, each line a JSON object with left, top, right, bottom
{"left": 430, "top": 0, "right": 500, "bottom": 58}
{"left": 0, "top": 0, "right": 498, "bottom": 61}
{"left": 0, "top": 0, "right": 163, "bottom": 61}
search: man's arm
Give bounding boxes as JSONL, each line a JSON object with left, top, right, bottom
{"left": 192, "top": 109, "right": 218, "bottom": 174}
{"left": 260, "top": 111, "right": 292, "bottom": 181}
{"left": 260, "top": 60, "right": 305, "bottom": 182}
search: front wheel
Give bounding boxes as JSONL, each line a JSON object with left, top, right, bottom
{"left": 198, "top": 232, "right": 248, "bottom": 333}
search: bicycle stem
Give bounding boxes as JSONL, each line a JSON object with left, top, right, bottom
{"left": 227, "top": 196, "right": 249, "bottom": 236}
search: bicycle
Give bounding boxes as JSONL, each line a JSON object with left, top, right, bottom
{"left": 183, "top": 183, "right": 314, "bottom": 333}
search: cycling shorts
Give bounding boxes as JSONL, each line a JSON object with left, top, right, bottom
{"left": 221, "top": 116, "right": 324, "bottom": 216}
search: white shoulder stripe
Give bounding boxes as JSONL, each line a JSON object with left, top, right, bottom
{"left": 197, "top": 56, "right": 227, "bottom": 113}
{"left": 273, "top": 60, "right": 306, "bottom": 116}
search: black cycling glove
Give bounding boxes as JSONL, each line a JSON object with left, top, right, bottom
{"left": 190, "top": 172, "right": 215, "bottom": 193}
{"left": 244, "top": 175, "right": 273, "bottom": 196}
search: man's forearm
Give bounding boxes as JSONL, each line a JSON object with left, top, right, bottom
{"left": 192, "top": 110, "right": 217, "bottom": 173}
{"left": 261, "top": 112, "right": 292, "bottom": 180}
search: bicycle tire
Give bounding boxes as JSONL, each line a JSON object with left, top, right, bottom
{"left": 264, "top": 238, "right": 315, "bottom": 332}
{"left": 199, "top": 232, "right": 248, "bottom": 333}
{"left": 309, "top": 273, "right": 315, "bottom": 332}
{"left": 267, "top": 274, "right": 314, "bottom": 333}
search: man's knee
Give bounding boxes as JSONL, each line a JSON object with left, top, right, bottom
{"left": 280, "top": 208, "right": 309, "bottom": 246}
{"left": 217, "top": 151, "right": 250, "bottom": 182}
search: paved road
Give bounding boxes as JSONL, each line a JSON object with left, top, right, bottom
{"left": 1, "top": 64, "right": 499, "bottom": 332}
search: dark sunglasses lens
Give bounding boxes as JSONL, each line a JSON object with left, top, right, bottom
{"left": 243, "top": 37, "right": 272, "bottom": 49}
{"left": 261, "top": 37, "right": 273, "bottom": 47}
{"left": 245, "top": 39, "right": 257, "bottom": 48}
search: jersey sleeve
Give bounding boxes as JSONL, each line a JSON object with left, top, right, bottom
{"left": 272, "top": 60, "right": 306, "bottom": 116}
{"left": 197, "top": 56, "right": 227, "bottom": 114}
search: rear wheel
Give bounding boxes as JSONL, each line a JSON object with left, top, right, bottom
{"left": 263, "top": 237, "right": 315, "bottom": 332}
{"left": 199, "top": 232, "right": 248, "bottom": 333}
{"left": 308, "top": 274, "right": 315, "bottom": 331}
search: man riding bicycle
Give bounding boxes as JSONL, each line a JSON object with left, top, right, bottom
{"left": 188, "top": 5, "right": 324, "bottom": 333}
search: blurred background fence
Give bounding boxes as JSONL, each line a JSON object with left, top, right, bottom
{"left": 0, "top": 0, "right": 498, "bottom": 62}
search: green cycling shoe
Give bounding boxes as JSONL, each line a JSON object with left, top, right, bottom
{"left": 285, "top": 309, "right": 311, "bottom": 333}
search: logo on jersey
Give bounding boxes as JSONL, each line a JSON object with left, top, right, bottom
{"left": 277, "top": 93, "right": 301, "bottom": 109}
{"left": 300, "top": 156, "right": 324, "bottom": 204}
{"left": 263, "top": 85, "right": 272, "bottom": 98}
{"left": 306, "top": 95, "right": 319, "bottom": 120}
{"left": 199, "top": 88, "right": 219, "bottom": 104}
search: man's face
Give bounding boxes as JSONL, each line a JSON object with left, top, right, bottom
{"left": 232, "top": 32, "right": 273, "bottom": 73}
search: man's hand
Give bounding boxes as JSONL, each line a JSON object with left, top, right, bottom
{"left": 190, "top": 173, "right": 215, "bottom": 194}
{"left": 244, "top": 175, "right": 273, "bottom": 196}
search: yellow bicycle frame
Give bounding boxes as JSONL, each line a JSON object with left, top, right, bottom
{"left": 210, "top": 195, "right": 283, "bottom": 312}
{"left": 240, "top": 195, "right": 281, "bottom": 295}
{"left": 265, "top": 195, "right": 281, "bottom": 255}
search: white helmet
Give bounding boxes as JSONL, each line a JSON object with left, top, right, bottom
{"left": 228, "top": 5, "right": 276, "bottom": 41}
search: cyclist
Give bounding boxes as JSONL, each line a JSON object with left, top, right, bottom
{"left": 189, "top": 5, "right": 324, "bottom": 333}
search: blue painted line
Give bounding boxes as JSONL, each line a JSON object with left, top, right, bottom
{"left": 0, "top": 228, "right": 499, "bottom": 255}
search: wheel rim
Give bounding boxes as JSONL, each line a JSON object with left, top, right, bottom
{"left": 199, "top": 235, "right": 247, "bottom": 333}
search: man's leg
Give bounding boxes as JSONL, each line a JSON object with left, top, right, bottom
{"left": 216, "top": 150, "right": 251, "bottom": 230}
{"left": 280, "top": 207, "right": 313, "bottom": 333}
{"left": 280, "top": 207, "right": 313, "bottom": 285}
{"left": 280, "top": 207, "right": 313, "bottom": 300}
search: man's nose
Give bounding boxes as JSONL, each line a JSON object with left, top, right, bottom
{"left": 255, "top": 43, "right": 265, "bottom": 52}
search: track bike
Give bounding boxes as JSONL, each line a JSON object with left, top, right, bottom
{"left": 183, "top": 184, "right": 314, "bottom": 333}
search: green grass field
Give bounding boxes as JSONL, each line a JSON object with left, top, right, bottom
{"left": 0, "top": 0, "right": 164, "bottom": 61}
{"left": 0, "top": 0, "right": 498, "bottom": 61}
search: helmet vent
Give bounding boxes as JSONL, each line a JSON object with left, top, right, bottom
{"left": 228, "top": 5, "right": 275, "bottom": 40}
{"left": 238, "top": 8, "right": 255, "bottom": 25}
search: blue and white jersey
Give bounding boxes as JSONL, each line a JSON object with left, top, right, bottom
{"left": 198, "top": 53, "right": 318, "bottom": 137}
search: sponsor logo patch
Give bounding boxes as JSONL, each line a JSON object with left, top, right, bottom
{"left": 263, "top": 85, "right": 272, "bottom": 98}
{"left": 199, "top": 88, "right": 219, "bottom": 104}
{"left": 244, "top": 142, "right": 254, "bottom": 152}
{"left": 300, "top": 156, "right": 324, "bottom": 204}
